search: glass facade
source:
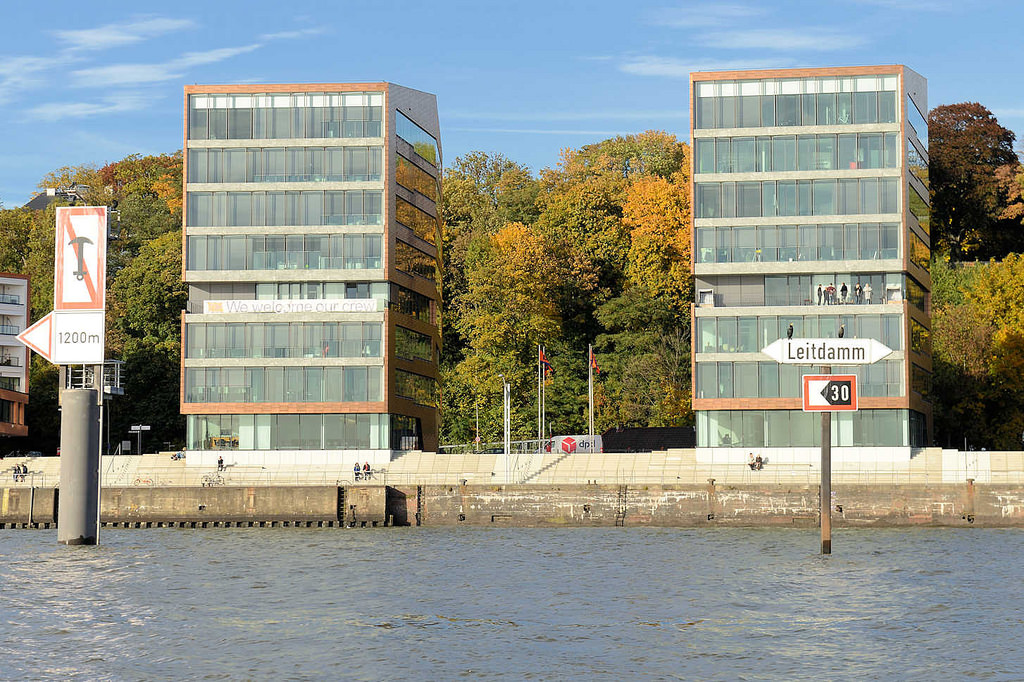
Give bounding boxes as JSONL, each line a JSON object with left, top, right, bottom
{"left": 397, "top": 154, "right": 439, "bottom": 201}
{"left": 395, "top": 370, "right": 438, "bottom": 407}
{"left": 697, "top": 409, "right": 926, "bottom": 448}
{"left": 396, "top": 111, "right": 439, "bottom": 166}
{"left": 187, "top": 234, "right": 382, "bottom": 271}
{"left": 187, "top": 413, "right": 389, "bottom": 450}
{"left": 696, "top": 133, "right": 900, "bottom": 174}
{"left": 183, "top": 84, "right": 441, "bottom": 453}
{"left": 692, "top": 67, "right": 931, "bottom": 452}
{"left": 188, "top": 146, "right": 382, "bottom": 184}
{"left": 697, "top": 223, "right": 899, "bottom": 263}
{"left": 695, "top": 75, "right": 899, "bottom": 130}
{"left": 188, "top": 92, "right": 383, "bottom": 140}
{"left": 187, "top": 190, "right": 383, "bottom": 227}
{"left": 186, "top": 322, "right": 382, "bottom": 359}
{"left": 185, "top": 366, "right": 383, "bottom": 403}
{"left": 395, "top": 240, "right": 438, "bottom": 281}
{"left": 696, "top": 177, "right": 899, "bottom": 219}
{"left": 395, "top": 326, "right": 433, "bottom": 362}
{"left": 396, "top": 196, "right": 440, "bottom": 246}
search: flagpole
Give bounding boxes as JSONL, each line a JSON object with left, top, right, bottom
{"left": 537, "top": 345, "right": 542, "bottom": 446}
{"left": 542, "top": 349, "right": 546, "bottom": 441}
{"left": 588, "top": 344, "right": 594, "bottom": 440}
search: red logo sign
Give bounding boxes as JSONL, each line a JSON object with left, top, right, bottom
{"left": 560, "top": 437, "right": 577, "bottom": 454}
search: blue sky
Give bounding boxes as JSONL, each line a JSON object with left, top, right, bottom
{"left": 1, "top": 0, "right": 1022, "bottom": 206}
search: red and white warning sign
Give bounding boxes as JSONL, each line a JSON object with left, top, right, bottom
{"left": 55, "top": 206, "right": 106, "bottom": 311}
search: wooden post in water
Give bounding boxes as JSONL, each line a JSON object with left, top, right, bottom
{"left": 821, "top": 364, "right": 831, "bottom": 555}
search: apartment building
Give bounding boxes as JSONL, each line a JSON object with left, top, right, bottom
{"left": 690, "top": 66, "right": 931, "bottom": 463}
{"left": 0, "top": 273, "right": 29, "bottom": 437}
{"left": 181, "top": 83, "right": 441, "bottom": 462}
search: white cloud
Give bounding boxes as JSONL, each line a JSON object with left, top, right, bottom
{"left": 176, "top": 44, "right": 263, "bottom": 68}
{"left": 0, "top": 54, "right": 77, "bottom": 102}
{"left": 27, "top": 94, "right": 152, "bottom": 122}
{"left": 619, "top": 56, "right": 790, "bottom": 78}
{"left": 55, "top": 17, "right": 195, "bottom": 51}
{"left": 71, "top": 44, "right": 262, "bottom": 87}
{"left": 700, "top": 28, "right": 868, "bottom": 51}
{"left": 852, "top": 0, "right": 954, "bottom": 9}
{"left": 648, "top": 4, "right": 765, "bottom": 28}
{"left": 259, "top": 27, "right": 328, "bottom": 40}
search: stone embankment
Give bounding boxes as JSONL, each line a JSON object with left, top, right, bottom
{"left": 1, "top": 479, "right": 1019, "bottom": 529}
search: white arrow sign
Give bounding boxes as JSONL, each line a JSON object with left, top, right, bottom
{"left": 17, "top": 313, "right": 54, "bottom": 362}
{"left": 761, "top": 338, "right": 893, "bottom": 365}
{"left": 16, "top": 310, "right": 105, "bottom": 365}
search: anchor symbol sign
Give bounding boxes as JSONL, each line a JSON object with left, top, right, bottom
{"left": 69, "top": 236, "right": 93, "bottom": 281}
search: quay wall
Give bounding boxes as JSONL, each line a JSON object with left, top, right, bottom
{"left": 4, "top": 481, "right": 1021, "bottom": 528}
{"left": 403, "top": 481, "right": 1011, "bottom": 527}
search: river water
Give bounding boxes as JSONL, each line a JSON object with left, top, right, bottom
{"left": 1, "top": 527, "right": 1021, "bottom": 680}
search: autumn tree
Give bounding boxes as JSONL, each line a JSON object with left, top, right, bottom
{"left": 932, "top": 255, "right": 1024, "bottom": 450}
{"left": 442, "top": 223, "right": 564, "bottom": 443}
{"left": 534, "top": 131, "right": 689, "bottom": 346}
{"left": 929, "top": 103, "right": 1019, "bottom": 259}
{"left": 622, "top": 172, "right": 692, "bottom": 313}
{"left": 0, "top": 209, "right": 34, "bottom": 273}
{"left": 440, "top": 152, "right": 540, "bottom": 363}
{"left": 930, "top": 260, "right": 992, "bottom": 448}
{"left": 594, "top": 167, "right": 694, "bottom": 430}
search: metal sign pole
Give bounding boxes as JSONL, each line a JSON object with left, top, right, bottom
{"left": 821, "top": 364, "right": 832, "bottom": 555}
{"left": 763, "top": 337, "right": 884, "bottom": 556}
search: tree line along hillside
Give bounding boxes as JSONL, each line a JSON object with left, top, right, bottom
{"left": 1, "top": 102, "right": 1023, "bottom": 453}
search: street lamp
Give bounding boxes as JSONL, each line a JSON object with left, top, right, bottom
{"left": 498, "top": 374, "right": 511, "bottom": 483}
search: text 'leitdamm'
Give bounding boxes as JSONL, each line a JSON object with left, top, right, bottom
{"left": 786, "top": 341, "right": 865, "bottom": 362}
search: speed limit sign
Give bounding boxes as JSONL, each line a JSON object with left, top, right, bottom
{"left": 803, "top": 374, "right": 858, "bottom": 411}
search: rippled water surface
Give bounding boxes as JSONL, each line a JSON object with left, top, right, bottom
{"left": 2, "top": 527, "right": 1023, "bottom": 680}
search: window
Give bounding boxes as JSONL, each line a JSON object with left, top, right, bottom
{"left": 396, "top": 154, "right": 439, "bottom": 201}
{"left": 395, "top": 326, "right": 433, "bottom": 362}
{"left": 395, "top": 240, "right": 438, "bottom": 281}
{"left": 396, "top": 197, "right": 439, "bottom": 245}
{"left": 391, "top": 284, "right": 435, "bottom": 324}
{"left": 396, "top": 370, "right": 437, "bottom": 406}
{"left": 189, "top": 92, "right": 384, "bottom": 141}
{"left": 396, "top": 111, "right": 439, "bottom": 166}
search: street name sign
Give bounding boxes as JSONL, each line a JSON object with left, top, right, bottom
{"left": 761, "top": 338, "right": 893, "bottom": 365}
{"left": 803, "top": 374, "right": 858, "bottom": 411}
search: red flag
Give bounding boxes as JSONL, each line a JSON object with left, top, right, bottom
{"left": 589, "top": 348, "right": 600, "bottom": 375}
{"left": 540, "top": 347, "right": 553, "bottom": 377}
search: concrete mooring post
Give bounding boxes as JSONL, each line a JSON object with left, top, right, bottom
{"left": 58, "top": 388, "right": 101, "bottom": 545}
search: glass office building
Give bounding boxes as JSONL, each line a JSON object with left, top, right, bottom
{"left": 690, "top": 66, "right": 930, "bottom": 461}
{"left": 0, "top": 273, "right": 29, "bottom": 438}
{"left": 181, "top": 83, "right": 441, "bottom": 460}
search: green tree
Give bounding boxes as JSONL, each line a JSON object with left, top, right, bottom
{"left": 107, "top": 229, "right": 188, "bottom": 450}
{"left": 0, "top": 209, "right": 33, "bottom": 273}
{"left": 440, "top": 152, "right": 540, "bottom": 365}
{"left": 442, "top": 223, "right": 565, "bottom": 442}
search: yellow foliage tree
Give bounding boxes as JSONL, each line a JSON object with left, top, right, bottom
{"left": 622, "top": 171, "right": 692, "bottom": 314}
